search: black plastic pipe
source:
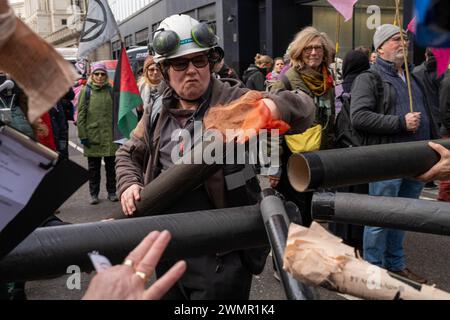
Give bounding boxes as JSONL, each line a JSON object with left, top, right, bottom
{"left": 0, "top": 205, "right": 268, "bottom": 282}
{"left": 288, "top": 139, "right": 450, "bottom": 192}
{"left": 260, "top": 190, "right": 314, "bottom": 300}
{"left": 112, "top": 140, "right": 236, "bottom": 218}
{"left": 312, "top": 192, "right": 450, "bottom": 236}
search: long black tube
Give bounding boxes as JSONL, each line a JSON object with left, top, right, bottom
{"left": 312, "top": 192, "right": 450, "bottom": 236}
{"left": 288, "top": 139, "right": 450, "bottom": 192}
{"left": 112, "top": 140, "right": 236, "bottom": 218}
{"left": 260, "top": 191, "right": 314, "bottom": 300}
{"left": 0, "top": 206, "right": 268, "bottom": 282}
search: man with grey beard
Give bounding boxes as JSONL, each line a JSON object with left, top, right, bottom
{"left": 350, "top": 24, "right": 440, "bottom": 284}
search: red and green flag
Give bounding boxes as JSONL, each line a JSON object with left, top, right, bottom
{"left": 113, "top": 45, "right": 143, "bottom": 140}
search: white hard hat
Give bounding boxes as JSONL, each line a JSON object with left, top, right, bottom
{"left": 152, "top": 14, "right": 218, "bottom": 63}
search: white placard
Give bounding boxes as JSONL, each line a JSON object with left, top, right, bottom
{"left": 0, "top": 130, "right": 53, "bottom": 232}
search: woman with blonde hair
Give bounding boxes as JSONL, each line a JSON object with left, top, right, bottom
{"left": 138, "top": 55, "right": 163, "bottom": 115}
{"left": 242, "top": 53, "right": 273, "bottom": 91}
{"left": 272, "top": 26, "right": 335, "bottom": 149}
{"left": 270, "top": 26, "right": 336, "bottom": 227}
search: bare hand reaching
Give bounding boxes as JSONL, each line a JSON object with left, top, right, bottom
{"left": 417, "top": 142, "right": 450, "bottom": 182}
{"left": 82, "top": 230, "right": 186, "bottom": 300}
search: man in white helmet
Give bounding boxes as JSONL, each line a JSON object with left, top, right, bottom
{"left": 115, "top": 14, "right": 315, "bottom": 299}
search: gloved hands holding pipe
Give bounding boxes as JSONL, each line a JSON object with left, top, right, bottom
{"left": 118, "top": 91, "right": 291, "bottom": 217}
{"left": 203, "top": 90, "right": 290, "bottom": 144}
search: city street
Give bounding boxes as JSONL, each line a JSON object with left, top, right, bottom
{"left": 23, "top": 123, "right": 450, "bottom": 300}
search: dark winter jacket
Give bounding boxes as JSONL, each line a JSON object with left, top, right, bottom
{"left": 413, "top": 56, "right": 441, "bottom": 126}
{"left": 242, "top": 64, "right": 267, "bottom": 91}
{"left": 440, "top": 70, "right": 450, "bottom": 134}
{"left": 115, "top": 76, "right": 315, "bottom": 280}
{"left": 350, "top": 57, "right": 439, "bottom": 146}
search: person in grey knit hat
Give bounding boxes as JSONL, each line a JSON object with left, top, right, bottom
{"left": 349, "top": 23, "right": 440, "bottom": 285}
{"left": 373, "top": 24, "right": 405, "bottom": 51}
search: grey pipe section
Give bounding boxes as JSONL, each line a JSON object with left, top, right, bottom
{"left": 312, "top": 192, "right": 450, "bottom": 236}
{"left": 0, "top": 206, "right": 268, "bottom": 282}
{"left": 288, "top": 139, "right": 450, "bottom": 192}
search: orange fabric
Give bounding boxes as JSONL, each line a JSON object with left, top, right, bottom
{"left": 204, "top": 91, "right": 290, "bottom": 143}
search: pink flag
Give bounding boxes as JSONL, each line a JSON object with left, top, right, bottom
{"left": 327, "top": 0, "right": 358, "bottom": 21}
{"left": 407, "top": 17, "right": 416, "bottom": 34}
{"left": 432, "top": 48, "right": 450, "bottom": 77}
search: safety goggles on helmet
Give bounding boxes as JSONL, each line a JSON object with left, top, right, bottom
{"left": 153, "top": 22, "right": 217, "bottom": 58}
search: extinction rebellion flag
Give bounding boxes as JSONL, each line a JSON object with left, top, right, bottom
{"left": 78, "top": 0, "right": 120, "bottom": 58}
{"left": 113, "top": 46, "right": 143, "bottom": 140}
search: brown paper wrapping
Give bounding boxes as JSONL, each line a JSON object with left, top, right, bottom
{"left": 284, "top": 222, "right": 450, "bottom": 300}
{"left": 0, "top": 17, "right": 78, "bottom": 123}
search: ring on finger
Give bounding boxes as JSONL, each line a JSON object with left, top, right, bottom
{"left": 123, "top": 259, "right": 134, "bottom": 268}
{"left": 135, "top": 271, "right": 149, "bottom": 282}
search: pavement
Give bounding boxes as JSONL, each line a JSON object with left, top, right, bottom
{"left": 23, "top": 123, "right": 450, "bottom": 300}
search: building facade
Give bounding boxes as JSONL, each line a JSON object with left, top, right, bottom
{"left": 111, "top": 0, "right": 413, "bottom": 77}
{"left": 108, "top": 0, "right": 154, "bottom": 23}
{"left": 14, "top": 0, "right": 86, "bottom": 48}
{"left": 10, "top": 1, "right": 26, "bottom": 20}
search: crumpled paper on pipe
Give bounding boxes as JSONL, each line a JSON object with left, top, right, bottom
{"left": 0, "top": 12, "right": 78, "bottom": 123}
{"left": 284, "top": 222, "right": 450, "bottom": 300}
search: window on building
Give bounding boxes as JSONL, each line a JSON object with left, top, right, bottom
{"left": 184, "top": 9, "right": 196, "bottom": 19}
{"left": 112, "top": 40, "right": 121, "bottom": 59}
{"left": 135, "top": 28, "right": 149, "bottom": 46}
{"left": 150, "top": 22, "right": 161, "bottom": 40}
{"left": 151, "top": 23, "right": 158, "bottom": 34}
{"left": 198, "top": 4, "right": 215, "bottom": 22}
{"left": 62, "top": 19, "right": 67, "bottom": 26}
{"left": 309, "top": 0, "right": 402, "bottom": 57}
{"left": 112, "top": 40, "right": 121, "bottom": 51}
{"left": 125, "top": 35, "right": 133, "bottom": 49}
{"left": 198, "top": 4, "right": 217, "bottom": 34}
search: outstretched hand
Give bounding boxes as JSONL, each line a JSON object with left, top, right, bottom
{"left": 82, "top": 230, "right": 186, "bottom": 300}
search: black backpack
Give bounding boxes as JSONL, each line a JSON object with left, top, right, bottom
{"left": 334, "top": 91, "right": 366, "bottom": 148}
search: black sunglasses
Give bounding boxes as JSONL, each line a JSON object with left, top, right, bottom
{"left": 93, "top": 72, "right": 106, "bottom": 76}
{"left": 167, "top": 54, "right": 209, "bottom": 71}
